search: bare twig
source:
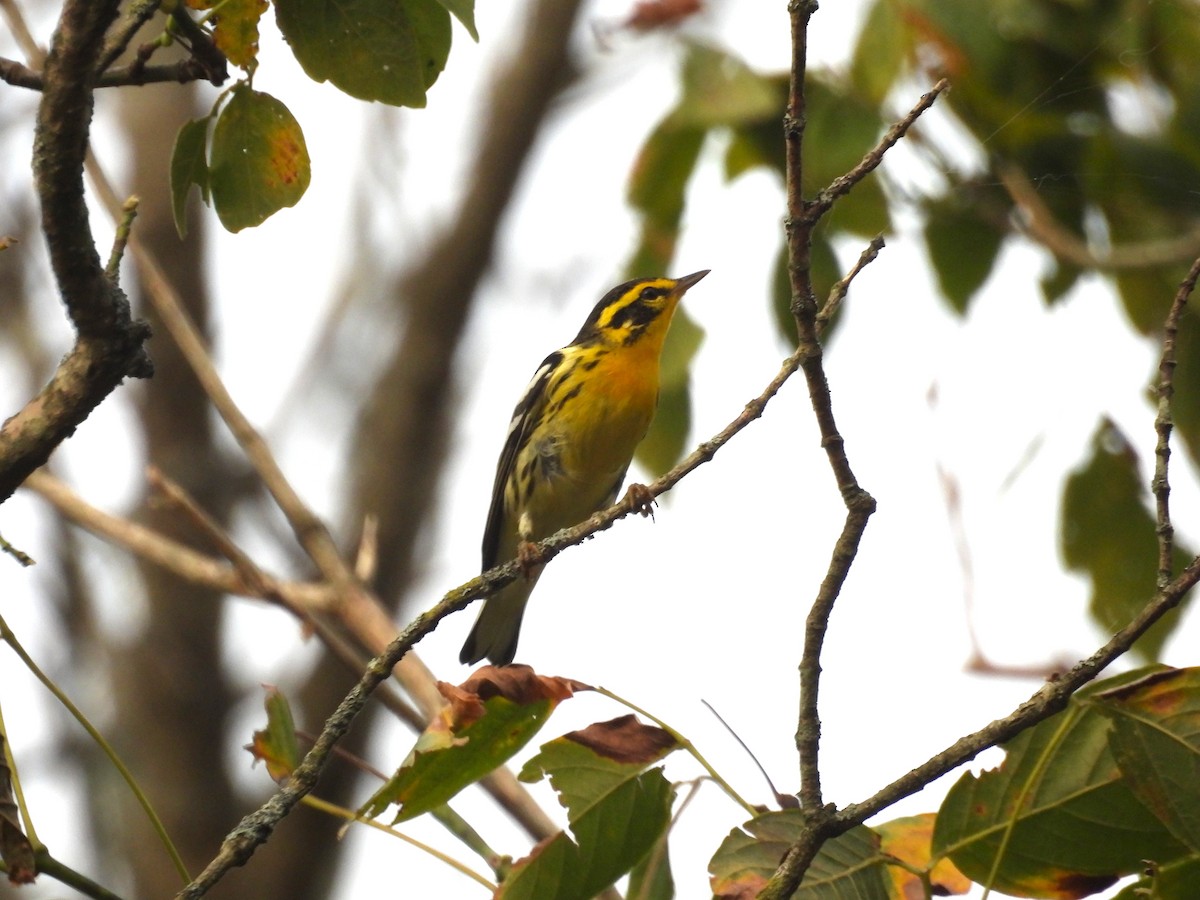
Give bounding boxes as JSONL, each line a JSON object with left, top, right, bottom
{"left": 1152, "top": 255, "right": 1200, "bottom": 587}
{"left": 104, "top": 195, "right": 138, "bottom": 282}
{"left": 24, "top": 470, "right": 336, "bottom": 612}
{"left": 807, "top": 79, "right": 950, "bottom": 226}
{"left": 148, "top": 465, "right": 275, "bottom": 600}
{"left": 818, "top": 235, "right": 884, "bottom": 329}
{"left": 2, "top": 55, "right": 228, "bottom": 89}
{"left": 999, "top": 163, "right": 1200, "bottom": 271}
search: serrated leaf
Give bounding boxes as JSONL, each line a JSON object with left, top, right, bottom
{"left": 508, "top": 720, "right": 678, "bottom": 900}
{"left": 933, "top": 694, "right": 1188, "bottom": 898}
{"left": 710, "top": 812, "right": 892, "bottom": 898}
{"left": 519, "top": 716, "right": 680, "bottom": 819}
{"left": 274, "top": 0, "right": 451, "bottom": 107}
{"left": 924, "top": 196, "right": 1004, "bottom": 314}
{"left": 1094, "top": 668, "right": 1200, "bottom": 852}
{"left": 1061, "top": 419, "right": 1194, "bottom": 663}
{"left": 211, "top": 0, "right": 268, "bottom": 70}
{"left": 209, "top": 86, "right": 310, "bottom": 233}
{"left": 362, "top": 666, "right": 586, "bottom": 822}
{"left": 435, "top": 0, "right": 476, "bottom": 41}
{"left": 246, "top": 685, "right": 300, "bottom": 783}
{"left": 498, "top": 767, "right": 675, "bottom": 900}
{"left": 170, "top": 116, "right": 211, "bottom": 238}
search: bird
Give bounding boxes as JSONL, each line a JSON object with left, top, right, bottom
{"left": 459, "top": 270, "right": 710, "bottom": 666}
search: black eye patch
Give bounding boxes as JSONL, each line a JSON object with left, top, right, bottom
{"left": 639, "top": 286, "right": 666, "bottom": 302}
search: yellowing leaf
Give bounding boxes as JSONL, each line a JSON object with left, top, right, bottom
{"left": 211, "top": 0, "right": 269, "bottom": 71}
{"left": 876, "top": 814, "right": 971, "bottom": 897}
{"left": 209, "top": 85, "right": 310, "bottom": 232}
{"left": 246, "top": 685, "right": 300, "bottom": 783}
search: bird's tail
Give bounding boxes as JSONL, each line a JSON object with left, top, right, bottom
{"left": 459, "top": 576, "right": 538, "bottom": 666}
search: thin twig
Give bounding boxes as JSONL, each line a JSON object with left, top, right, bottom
{"left": 94, "top": 0, "right": 162, "bottom": 73}
{"left": 1152, "top": 256, "right": 1200, "bottom": 589}
{"left": 24, "top": 470, "right": 337, "bottom": 612}
{"left": 999, "top": 163, "right": 1200, "bottom": 271}
{"left": 147, "top": 465, "right": 276, "bottom": 600}
{"left": 818, "top": 234, "right": 884, "bottom": 329}
{"left": 104, "top": 195, "right": 138, "bottom": 282}
{"left": 806, "top": 78, "right": 950, "bottom": 226}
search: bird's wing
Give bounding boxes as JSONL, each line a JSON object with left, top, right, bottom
{"left": 481, "top": 349, "right": 563, "bottom": 571}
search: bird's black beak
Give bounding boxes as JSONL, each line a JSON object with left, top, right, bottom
{"left": 674, "top": 269, "right": 710, "bottom": 292}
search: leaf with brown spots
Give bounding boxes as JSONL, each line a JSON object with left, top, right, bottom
{"left": 1095, "top": 667, "right": 1200, "bottom": 852}
{"left": 358, "top": 666, "right": 588, "bottom": 823}
{"left": 935, "top": 679, "right": 1188, "bottom": 898}
{"left": 209, "top": 85, "right": 310, "bottom": 232}
{"left": 709, "top": 812, "right": 890, "bottom": 898}
{"left": 876, "top": 814, "right": 970, "bottom": 898}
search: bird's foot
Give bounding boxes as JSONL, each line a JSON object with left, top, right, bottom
{"left": 516, "top": 540, "right": 543, "bottom": 578}
{"left": 624, "top": 482, "right": 657, "bottom": 520}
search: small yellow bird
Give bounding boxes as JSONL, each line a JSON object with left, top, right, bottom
{"left": 460, "top": 270, "right": 709, "bottom": 666}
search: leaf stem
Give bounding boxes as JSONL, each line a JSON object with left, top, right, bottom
{"left": 0, "top": 614, "right": 189, "bottom": 883}
{"left": 595, "top": 686, "right": 759, "bottom": 817}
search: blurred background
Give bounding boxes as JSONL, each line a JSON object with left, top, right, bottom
{"left": 3, "top": 0, "right": 1200, "bottom": 896}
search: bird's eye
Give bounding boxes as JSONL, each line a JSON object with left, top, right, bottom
{"left": 639, "top": 286, "right": 661, "bottom": 301}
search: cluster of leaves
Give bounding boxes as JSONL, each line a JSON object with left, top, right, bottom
{"left": 250, "top": 664, "right": 1200, "bottom": 899}
{"left": 170, "top": 0, "right": 477, "bottom": 233}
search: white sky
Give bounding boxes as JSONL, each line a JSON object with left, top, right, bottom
{"left": 3, "top": 0, "right": 1198, "bottom": 898}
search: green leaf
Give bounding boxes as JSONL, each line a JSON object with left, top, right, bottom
{"left": 709, "top": 812, "right": 891, "bottom": 898}
{"left": 850, "top": 0, "right": 908, "bottom": 106}
{"left": 673, "top": 42, "right": 781, "bottom": 128}
{"left": 361, "top": 668, "right": 584, "bottom": 822}
{"left": 1112, "top": 854, "right": 1200, "bottom": 900}
{"left": 435, "top": 0, "right": 476, "bottom": 41}
{"left": 1061, "top": 419, "right": 1194, "bottom": 663}
{"left": 274, "top": 0, "right": 451, "bottom": 107}
{"left": 169, "top": 116, "right": 211, "bottom": 238}
{"left": 209, "top": 86, "right": 311, "bottom": 233}
{"left": 924, "top": 195, "right": 1005, "bottom": 314}
{"left": 210, "top": 0, "right": 268, "bottom": 71}
{"left": 625, "top": 118, "right": 705, "bottom": 277}
{"left": 770, "top": 236, "right": 842, "bottom": 345}
{"left": 627, "top": 832, "right": 674, "bottom": 900}
{"left": 636, "top": 308, "right": 703, "bottom": 475}
{"left": 504, "top": 717, "right": 680, "bottom": 900}
{"left": 933, "top": 693, "right": 1188, "bottom": 897}
{"left": 247, "top": 685, "right": 300, "bottom": 782}
{"left": 1094, "top": 668, "right": 1200, "bottom": 852}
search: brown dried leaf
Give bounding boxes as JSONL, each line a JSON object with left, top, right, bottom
{"left": 565, "top": 714, "right": 678, "bottom": 764}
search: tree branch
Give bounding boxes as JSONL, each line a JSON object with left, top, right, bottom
{"left": 0, "top": 0, "right": 152, "bottom": 504}
{"left": 1153, "top": 256, "right": 1200, "bottom": 588}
